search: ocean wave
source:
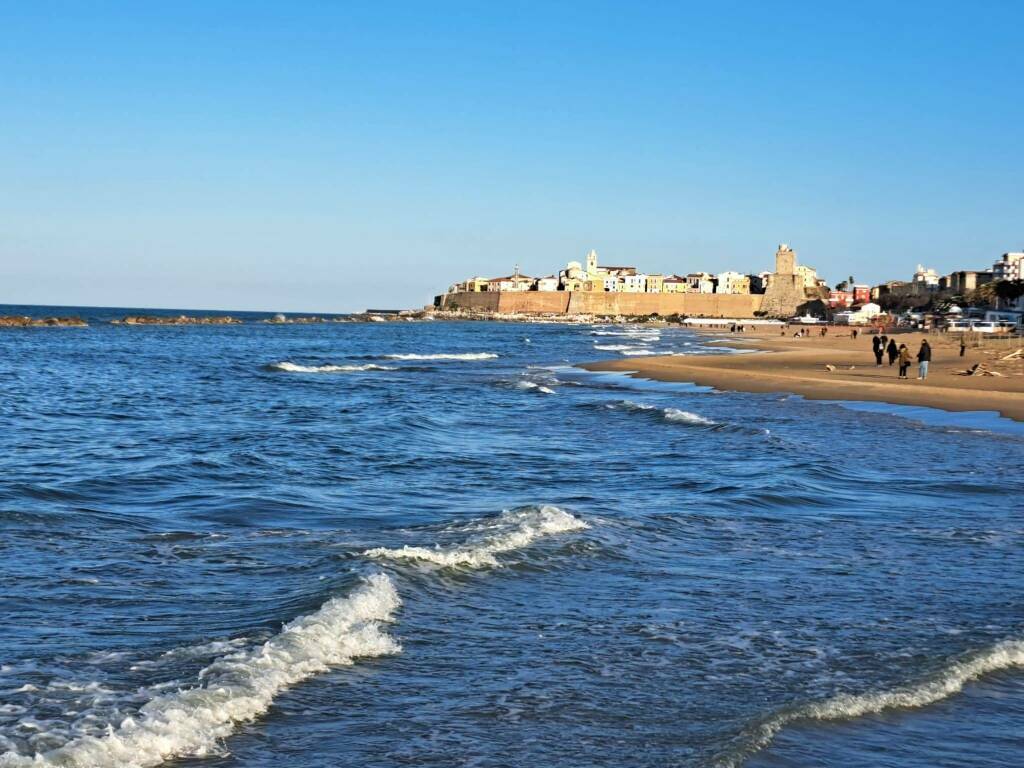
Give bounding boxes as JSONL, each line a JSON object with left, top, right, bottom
{"left": 364, "top": 506, "right": 588, "bottom": 568}
{"left": 663, "top": 408, "right": 715, "bottom": 426}
{"left": 715, "top": 638, "right": 1024, "bottom": 768}
{"left": 515, "top": 381, "right": 556, "bottom": 394}
{"left": 267, "top": 362, "right": 395, "bottom": 373}
{"left": 0, "top": 575, "right": 401, "bottom": 768}
{"left": 593, "top": 344, "right": 638, "bottom": 351}
{"left": 619, "top": 349, "right": 659, "bottom": 356}
{"left": 382, "top": 352, "right": 498, "bottom": 361}
{"left": 607, "top": 401, "right": 716, "bottom": 426}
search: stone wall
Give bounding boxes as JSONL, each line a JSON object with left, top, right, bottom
{"left": 438, "top": 291, "right": 764, "bottom": 317}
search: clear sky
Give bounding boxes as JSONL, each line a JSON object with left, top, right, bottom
{"left": 1, "top": 1, "right": 1021, "bottom": 312}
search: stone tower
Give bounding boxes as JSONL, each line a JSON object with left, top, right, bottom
{"left": 585, "top": 249, "right": 599, "bottom": 276}
{"left": 759, "top": 243, "right": 806, "bottom": 317}
{"left": 775, "top": 243, "right": 795, "bottom": 275}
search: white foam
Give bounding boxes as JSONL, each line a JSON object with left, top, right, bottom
{"left": 715, "top": 638, "right": 1024, "bottom": 768}
{"left": 268, "top": 362, "right": 395, "bottom": 373}
{"left": 663, "top": 408, "right": 715, "bottom": 426}
{"left": 610, "top": 401, "right": 715, "bottom": 425}
{"left": 0, "top": 575, "right": 401, "bottom": 768}
{"left": 382, "top": 352, "right": 498, "bottom": 361}
{"left": 364, "top": 506, "right": 588, "bottom": 568}
{"left": 515, "top": 381, "right": 556, "bottom": 394}
{"left": 593, "top": 344, "right": 636, "bottom": 351}
{"left": 619, "top": 349, "right": 658, "bottom": 356}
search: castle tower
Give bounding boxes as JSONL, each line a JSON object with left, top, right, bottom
{"left": 775, "top": 244, "right": 796, "bottom": 275}
{"left": 586, "top": 249, "right": 598, "bottom": 276}
{"left": 760, "top": 243, "right": 806, "bottom": 317}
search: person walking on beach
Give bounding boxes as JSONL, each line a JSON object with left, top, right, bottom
{"left": 897, "top": 343, "right": 912, "bottom": 379}
{"left": 872, "top": 335, "right": 884, "bottom": 366}
{"left": 960, "top": 335, "right": 967, "bottom": 357}
{"left": 917, "top": 339, "right": 932, "bottom": 380}
{"left": 886, "top": 338, "right": 898, "bottom": 366}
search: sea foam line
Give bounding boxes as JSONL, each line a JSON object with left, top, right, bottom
{"left": 0, "top": 575, "right": 401, "bottom": 768}
{"left": 364, "top": 505, "right": 588, "bottom": 568}
{"left": 382, "top": 352, "right": 498, "bottom": 361}
{"left": 268, "top": 361, "right": 395, "bottom": 373}
{"left": 715, "top": 638, "right": 1024, "bottom": 768}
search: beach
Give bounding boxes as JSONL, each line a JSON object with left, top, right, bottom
{"left": 583, "top": 328, "right": 1024, "bottom": 422}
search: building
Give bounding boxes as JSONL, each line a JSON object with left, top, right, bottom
{"left": 686, "top": 272, "right": 715, "bottom": 293}
{"left": 795, "top": 264, "right": 825, "bottom": 290}
{"left": 834, "top": 302, "right": 883, "bottom": 325}
{"left": 488, "top": 269, "right": 535, "bottom": 292}
{"left": 716, "top": 271, "right": 750, "bottom": 294}
{"left": 536, "top": 275, "right": 559, "bottom": 292}
{"left": 852, "top": 284, "right": 871, "bottom": 304}
{"left": 662, "top": 275, "right": 689, "bottom": 293}
{"left": 948, "top": 270, "right": 994, "bottom": 294}
{"left": 829, "top": 290, "right": 854, "bottom": 309}
{"left": 911, "top": 264, "right": 940, "bottom": 294}
{"left": 993, "top": 252, "right": 1024, "bottom": 281}
{"left": 759, "top": 244, "right": 809, "bottom": 317}
{"left": 644, "top": 274, "right": 665, "bottom": 293}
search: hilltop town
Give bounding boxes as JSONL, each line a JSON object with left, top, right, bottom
{"left": 436, "top": 245, "right": 1024, "bottom": 326}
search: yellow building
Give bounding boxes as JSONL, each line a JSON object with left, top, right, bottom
{"left": 644, "top": 274, "right": 665, "bottom": 293}
{"left": 465, "top": 277, "right": 490, "bottom": 292}
{"left": 663, "top": 276, "right": 689, "bottom": 293}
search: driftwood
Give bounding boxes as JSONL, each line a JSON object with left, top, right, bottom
{"left": 954, "top": 363, "right": 1005, "bottom": 377}
{"left": 1000, "top": 348, "right": 1023, "bottom": 361}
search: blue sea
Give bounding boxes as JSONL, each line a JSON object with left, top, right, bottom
{"left": 1, "top": 305, "right": 1022, "bottom": 768}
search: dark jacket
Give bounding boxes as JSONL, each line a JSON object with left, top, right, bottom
{"left": 917, "top": 343, "right": 932, "bottom": 362}
{"left": 886, "top": 340, "right": 898, "bottom": 357}
{"left": 873, "top": 336, "right": 882, "bottom": 350}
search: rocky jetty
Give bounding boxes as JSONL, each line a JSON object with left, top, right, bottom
{"left": 0, "top": 315, "right": 88, "bottom": 328}
{"left": 263, "top": 315, "right": 347, "bottom": 324}
{"left": 112, "top": 315, "right": 242, "bottom": 325}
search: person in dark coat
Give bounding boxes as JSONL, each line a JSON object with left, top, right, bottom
{"left": 872, "top": 335, "right": 884, "bottom": 366}
{"left": 897, "top": 344, "right": 912, "bottom": 379}
{"left": 960, "top": 335, "right": 967, "bottom": 357}
{"left": 917, "top": 339, "right": 932, "bottom": 380}
{"left": 886, "top": 338, "right": 898, "bottom": 365}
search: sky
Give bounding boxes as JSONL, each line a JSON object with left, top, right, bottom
{"left": 1, "top": 1, "right": 1022, "bottom": 312}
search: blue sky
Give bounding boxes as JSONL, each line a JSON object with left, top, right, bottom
{"left": 1, "top": 1, "right": 1021, "bottom": 312}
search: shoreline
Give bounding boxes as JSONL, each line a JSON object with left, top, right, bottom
{"left": 581, "top": 329, "right": 1024, "bottom": 423}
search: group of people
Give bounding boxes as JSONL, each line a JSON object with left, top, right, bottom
{"left": 873, "top": 334, "right": 931, "bottom": 380}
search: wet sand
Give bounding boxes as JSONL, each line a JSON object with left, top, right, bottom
{"left": 583, "top": 329, "right": 1024, "bottom": 422}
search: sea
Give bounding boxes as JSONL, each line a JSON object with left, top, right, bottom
{"left": 1, "top": 304, "right": 1022, "bottom": 768}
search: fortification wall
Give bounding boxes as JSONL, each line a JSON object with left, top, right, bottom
{"left": 439, "top": 291, "right": 763, "bottom": 317}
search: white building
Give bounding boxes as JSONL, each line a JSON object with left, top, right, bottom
{"left": 912, "top": 264, "right": 940, "bottom": 294}
{"left": 835, "top": 302, "right": 883, "bottom": 325}
{"left": 715, "top": 271, "right": 749, "bottom": 294}
{"left": 536, "top": 275, "right": 559, "bottom": 291}
{"left": 993, "top": 252, "right": 1024, "bottom": 281}
{"left": 687, "top": 272, "right": 715, "bottom": 293}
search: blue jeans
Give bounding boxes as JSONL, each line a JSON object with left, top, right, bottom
{"left": 919, "top": 361, "right": 929, "bottom": 379}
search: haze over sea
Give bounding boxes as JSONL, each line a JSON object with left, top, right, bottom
{"left": 2, "top": 306, "right": 1023, "bottom": 767}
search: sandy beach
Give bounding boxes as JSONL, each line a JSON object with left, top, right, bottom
{"left": 583, "top": 328, "right": 1024, "bottom": 422}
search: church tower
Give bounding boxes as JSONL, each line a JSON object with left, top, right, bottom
{"left": 585, "top": 249, "right": 599, "bottom": 276}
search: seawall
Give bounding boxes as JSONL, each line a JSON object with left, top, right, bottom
{"left": 437, "top": 291, "right": 764, "bottom": 317}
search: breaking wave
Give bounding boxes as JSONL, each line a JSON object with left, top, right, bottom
{"left": 515, "top": 381, "right": 556, "bottom": 394}
{"left": 364, "top": 505, "right": 588, "bottom": 568}
{"left": 267, "top": 362, "right": 395, "bottom": 373}
{"left": 382, "top": 352, "right": 498, "bottom": 361}
{"left": 715, "top": 638, "right": 1024, "bottom": 768}
{"left": 664, "top": 408, "right": 715, "bottom": 425}
{"left": 0, "top": 575, "right": 401, "bottom": 768}
{"left": 607, "top": 401, "right": 716, "bottom": 426}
